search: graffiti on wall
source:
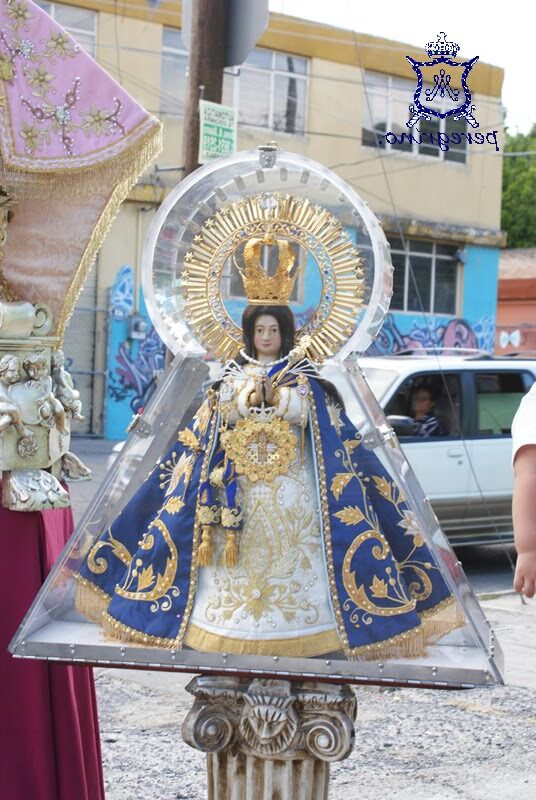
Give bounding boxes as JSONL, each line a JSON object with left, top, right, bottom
{"left": 367, "top": 313, "right": 495, "bottom": 356}
{"left": 105, "top": 265, "right": 165, "bottom": 438}
{"left": 109, "top": 264, "right": 134, "bottom": 319}
{"left": 108, "top": 326, "right": 165, "bottom": 413}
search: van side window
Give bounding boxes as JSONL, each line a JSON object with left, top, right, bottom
{"left": 385, "top": 373, "right": 462, "bottom": 438}
{"left": 475, "top": 371, "right": 532, "bottom": 436}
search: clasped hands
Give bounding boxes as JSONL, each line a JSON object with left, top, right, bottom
{"left": 248, "top": 376, "right": 277, "bottom": 407}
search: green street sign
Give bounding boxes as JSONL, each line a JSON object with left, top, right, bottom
{"left": 198, "top": 100, "right": 237, "bottom": 163}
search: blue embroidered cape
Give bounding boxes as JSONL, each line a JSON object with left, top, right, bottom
{"left": 77, "top": 362, "right": 460, "bottom": 659}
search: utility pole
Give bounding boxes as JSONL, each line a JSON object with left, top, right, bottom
{"left": 182, "top": 0, "right": 229, "bottom": 177}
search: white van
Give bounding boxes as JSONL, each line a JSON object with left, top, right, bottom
{"left": 358, "top": 354, "right": 536, "bottom": 547}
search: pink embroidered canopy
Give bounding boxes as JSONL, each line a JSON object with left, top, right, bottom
{"left": 0, "top": 0, "right": 162, "bottom": 340}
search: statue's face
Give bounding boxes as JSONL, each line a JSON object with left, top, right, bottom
{"left": 2, "top": 360, "right": 20, "bottom": 384}
{"left": 27, "top": 360, "right": 47, "bottom": 379}
{"left": 253, "top": 314, "right": 282, "bottom": 360}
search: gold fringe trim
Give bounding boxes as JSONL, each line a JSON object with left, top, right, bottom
{"left": 348, "top": 596, "right": 466, "bottom": 661}
{"left": 184, "top": 623, "right": 342, "bottom": 657}
{"left": 55, "top": 125, "right": 163, "bottom": 343}
{"left": 74, "top": 574, "right": 111, "bottom": 623}
{"left": 75, "top": 574, "right": 465, "bottom": 665}
{"left": 102, "top": 612, "right": 181, "bottom": 649}
{"left": 75, "top": 575, "right": 182, "bottom": 649}
{"left": 0, "top": 116, "right": 163, "bottom": 201}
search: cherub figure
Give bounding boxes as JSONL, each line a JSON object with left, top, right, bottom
{"left": 51, "top": 350, "right": 84, "bottom": 422}
{"left": 22, "top": 351, "right": 68, "bottom": 434}
{"left": 0, "top": 354, "right": 29, "bottom": 438}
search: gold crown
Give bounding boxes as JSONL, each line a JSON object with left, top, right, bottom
{"left": 235, "top": 232, "right": 298, "bottom": 305}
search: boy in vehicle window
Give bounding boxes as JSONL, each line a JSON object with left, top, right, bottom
{"left": 411, "top": 385, "right": 447, "bottom": 437}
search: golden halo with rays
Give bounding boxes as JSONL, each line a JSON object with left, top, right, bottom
{"left": 181, "top": 192, "right": 365, "bottom": 363}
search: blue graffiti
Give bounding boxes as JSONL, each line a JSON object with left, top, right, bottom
{"left": 366, "top": 313, "right": 485, "bottom": 356}
{"left": 108, "top": 327, "right": 165, "bottom": 414}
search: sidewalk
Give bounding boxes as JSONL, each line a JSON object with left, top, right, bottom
{"left": 68, "top": 436, "right": 121, "bottom": 524}
{"left": 69, "top": 438, "right": 536, "bottom": 799}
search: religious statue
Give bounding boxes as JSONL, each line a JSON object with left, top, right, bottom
{"left": 22, "top": 350, "right": 68, "bottom": 434}
{"left": 52, "top": 349, "right": 85, "bottom": 422}
{"left": 0, "top": 354, "right": 29, "bottom": 438}
{"left": 75, "top": 218, "right": 464, "bottom": 660}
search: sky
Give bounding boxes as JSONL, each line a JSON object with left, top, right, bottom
{"left": 269, "top": 0, "right": 533, "bottom": 136}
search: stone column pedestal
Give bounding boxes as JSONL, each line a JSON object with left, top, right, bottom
{"left": 182, "top": 676, "right": 357, "bottom": 800}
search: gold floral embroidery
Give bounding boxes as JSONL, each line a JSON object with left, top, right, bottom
{"left": 330, "top": 472, "right": 353, "bottom": 500}
{"left": 343, "top": 437, "right": 361, "bottom": 454}
{"left": 115, "top": 518, "right": 180, "bottom": 610}
{"left": 202, "top": 485, "right": 323, "bottom": 628}
{"left": 7, "top": 1, "right": 32, "bottom": 30}
{"left": 161, "top": 496, "right": 185, "bottom": 515}
{"left": 177, "top": 427, "right": 201, "bottom": 451}
{"left": 193, "top": 397, "right": 213, "bottom": 436}
{"left": 342, "top": 529, "right": 415, "bottom": 617}
{"left": 80, "top": 105, "right": 116, "bottom": 136}
{"left": 44, "top": 30, "right": 76, "bottom": 59}
{"left": 334, "top": 444, "right": 429, "bottom": 623}
{"left": 24, "top": 65, "right": 54, "bottom": 96}
{"left": 1, "top": 14, "right": 129, "bottom": 157}
{"left": 326, "top": 399, "right": 343, "bottom": 434}
{"left": 19, "top": 121, "right": 42, "bottom": 153}
{"left": 159, "top": 450, "right": 194, "bottom": 496}
{"left": 86, "top": 529, "right": 132, "bottom": 575}
{"left": 334, "top": 505, "right": 365, "bottom": 525}
{"left": 177, "top": 412, "right": 220, "bottom": 644}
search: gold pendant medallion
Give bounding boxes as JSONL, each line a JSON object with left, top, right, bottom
{"left": 221, "top": 417, "right": 297, "bottom": 483}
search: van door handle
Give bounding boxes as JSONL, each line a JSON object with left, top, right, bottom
{"left": 447, "top": 449, "right": 464, "bottom": 458}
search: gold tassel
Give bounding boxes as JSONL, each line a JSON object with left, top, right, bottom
{"left": 197, "top": 525, "right": 214, "bottom": 566}
{"left": 223, "top": 530, "right": 239, "bottom": 567}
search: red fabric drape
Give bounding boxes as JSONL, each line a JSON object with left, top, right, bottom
{"left": 0, "top": 501, "right": 105, "bottom": 800}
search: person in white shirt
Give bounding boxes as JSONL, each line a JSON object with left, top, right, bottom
{"left": 511, "top": 382, "right": 536, "bottom": 598}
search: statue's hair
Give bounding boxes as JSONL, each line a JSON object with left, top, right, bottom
{"left": 22, "top": 351, "right": 48, "bottom": 373}
{"left": 0, "top": 353, "right": 19, "bottom": 377}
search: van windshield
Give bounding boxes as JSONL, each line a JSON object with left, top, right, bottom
{"left": 360, "top": 366, "right": 398, "bottom": 401}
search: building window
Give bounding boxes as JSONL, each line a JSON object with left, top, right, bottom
{"left": 36, "top": 2, "right": 96, "bottom": 57}
{"left": 225, "top": 49, "right": 307, "bottom": 134}
{"left": 475, "top": 372, "right": 533, "bottom": 436}
{"left": 362, "top": 71, "right": 467, "bottom": 164}
{"left": 389, "top": 239, "right": 459, "bottom": 315}
{"left": 160, "top": 27, "right": 188, "bottom": 115}
{"left": 160, "top": 32, "right": 308, "bottom": 135}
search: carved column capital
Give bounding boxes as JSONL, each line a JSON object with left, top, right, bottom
{"left": 183, "top": 676, "right": 357, "bottom": 762}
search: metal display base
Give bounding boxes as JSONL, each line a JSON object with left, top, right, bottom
{"left": 10, "top": 354, "right": 505, "bottom": 690}
{"left": 183, "top": 677, "right": 356, "bottom": 800}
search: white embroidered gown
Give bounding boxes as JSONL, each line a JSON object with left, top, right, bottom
{"left": 185, "top": 364, "right": 341, "bottom": 657}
